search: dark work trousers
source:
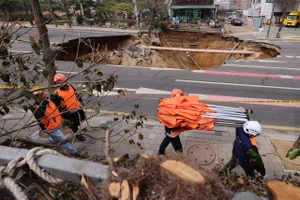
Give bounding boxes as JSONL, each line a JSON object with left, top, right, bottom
{"left": 222, "top": 153, "right": 255, "bottom": 178}
{"left": 62, "top": 109, "right": 86, "bottom": 133}
{"left": 158, "top": 134, "right": 183, "bottom": 155}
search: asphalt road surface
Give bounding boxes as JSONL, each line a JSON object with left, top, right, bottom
{"left": 5, "top": 28, "right": 300, "bottom": 129}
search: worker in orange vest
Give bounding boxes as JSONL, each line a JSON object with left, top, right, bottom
{"left": 222, "top": 120, "right": 266, "bottom": 178}
{"left": 31, "top": 90, "right": 76, "bottom": 153}
{"left": 50, "top": 73, "right": 86, "bottom": 141}
{"left": 158, "top": 89, "right": 184, "bottom": 155}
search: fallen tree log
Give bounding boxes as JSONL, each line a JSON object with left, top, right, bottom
{"left": 160, "top": 160, "right": 205, "bottom": 183}
{"left": 139, "top": 45, "right": 255, "bottom": 54}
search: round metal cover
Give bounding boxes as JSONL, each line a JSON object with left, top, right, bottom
{"left": 187, "top": 143, "right": 217, "bottom": 166}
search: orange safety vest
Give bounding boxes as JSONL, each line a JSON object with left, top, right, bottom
{"left": 39, "top": 100, "right": 62, "bottom": 133}
{"left": 250, "top": 137, "right": 257, "bottom": 147}
{"left": 55, "top": 84, "right": 81, "bottom": 111}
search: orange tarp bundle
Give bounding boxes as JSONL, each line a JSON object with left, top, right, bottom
{"left": 156, "top": 95, "right": 216, "bottom": 134}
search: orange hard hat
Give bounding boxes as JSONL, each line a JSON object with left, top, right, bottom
{"left": 53, "top": 73, "right": 66, "bottom": 83}
{"left": 32, "top": 90, "right": 46, "bottom": 98}
{"left": 170, "top": 89, "right": 184, "bottom": 97}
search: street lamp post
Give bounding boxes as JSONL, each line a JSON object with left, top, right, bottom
{"left": 266, "top": 2, "right": 275, "bottom": 38}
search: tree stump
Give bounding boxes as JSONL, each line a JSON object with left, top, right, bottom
{"left": 266, "top": 180, "right": 300, "bottom": 200}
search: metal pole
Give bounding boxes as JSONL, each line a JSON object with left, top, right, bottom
{"left": 133, "top": 0, "right": 139, "bottom": 25}
{"left": 47, "top": 0, "right": 57, "bottom": 27}
{"left": 266, "top": 2, "right": 275, "bottom": 38}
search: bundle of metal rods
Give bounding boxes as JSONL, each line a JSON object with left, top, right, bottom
{"left": 202, "top": 104, "right": 252, "bottom": 127}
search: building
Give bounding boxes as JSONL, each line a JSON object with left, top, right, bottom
{"left": 170, "top": 0, "right": 216, "bottom": 22}
{"left": 243, "top": 0, "right": 300, "bottom": 29}
{"left": 230, "top": 0, "right": 243, "bottom": 10}
{"left": 245, "top": 0, "right": 300, "bottom": 21}
{"left": 216, "top": 0, "right": 230, "bottom": 11}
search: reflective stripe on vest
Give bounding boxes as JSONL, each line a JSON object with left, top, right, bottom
{"left": 55, "top": 84, "right": 81, "bottom": 110}
{"left": 40, "top": 100, "right": 62, "bottom": 133}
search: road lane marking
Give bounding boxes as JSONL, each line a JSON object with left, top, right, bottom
{"left": 135, "top": 87, "right": 169, "bottom": 94}
{"left": 234, "top": 59, "right": 285, "bottom": 63}
{"left": 262, "top": 125, "right": 300, "bottom": 132}
{"left": 175, "top": 79, "right": 300, "bottom": 91}
{"left": 286, "top": 56, "right": 294, "bottom": 58}
{"left": 257, "top": 60, "right": 285, "bottom": 63}
{"left": 192, "top": 70, "right": 300, "bottom": 80}
{"left": 223, "top": 64, "right": 300, "bottom": 71}
{"left": 9, "top": 50, "right": 34, "bottom": 53}
{"left": 279, "top": 75, "right": 293, "bottom": 79}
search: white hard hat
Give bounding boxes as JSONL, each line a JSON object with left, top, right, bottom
{"left": 243, "top": 120, "right": 262, "bottom": 137}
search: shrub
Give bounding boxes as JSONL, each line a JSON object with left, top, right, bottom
{"left": 126, "top": 19, "right": 135, "bottom": 27}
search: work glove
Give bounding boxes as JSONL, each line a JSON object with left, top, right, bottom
{"left": 286, "top": 148, "right": 300, "bottom": 160}
{"left": 247, "top": 147, "right": 266, "bottom": 176}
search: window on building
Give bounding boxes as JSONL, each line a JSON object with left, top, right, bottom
{"left": 257, "top": 0, "right": 261, "bottom": 3}
{"left": 252, "top": 0, "right": 255, "bottom": 4}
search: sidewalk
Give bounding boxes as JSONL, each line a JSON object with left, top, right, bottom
{"left": 229, "top": 24, "right": 300, "bottom": 42}
{"left": 1, "top": 108, "right": 300, "bottom": 178}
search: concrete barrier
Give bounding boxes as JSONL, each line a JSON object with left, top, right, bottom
{"left": 0, "top": 146, "right": 108, "bottom": 184}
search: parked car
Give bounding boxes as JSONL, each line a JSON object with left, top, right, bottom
{"left": 231, "top": 18, "right": 243, "bottom": 26}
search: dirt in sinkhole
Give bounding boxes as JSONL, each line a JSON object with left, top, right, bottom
{"left": 55, "top": 31, "right": 280, "bottom": 70}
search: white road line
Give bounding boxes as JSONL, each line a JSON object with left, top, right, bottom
{"left": 107, "top": 64, "right": 145, "bottom": 68}
{"left": 276, "top": 55, "right": 281, "bottom": 57}
{"left": 55, "top": 70, "right": 78, "bottom": 74}
{"left": 286, "top": 56, "right": 294, "bottom": 58}
{"left": 150, "top": 67, "right": 183, "bottom": 71}
{"left": 279, "top": 75, "right": 293, "bottom": 79}
{"left": 175, "top": 79, "right": 300, "bottom": 91}
{"left": 297, "top": 56, "right": 300, "bottom": 58}
{"left": 224, "top": 64, "right": 300, "bottom": 71}
{"left": 257, "top": 60, "right": 285, "bottom": 63}
{"left": 135, "top": 87, "right": 169, "bottom": 94}
{"left": 9, "top": 50, "right": 33, "bottom": 53}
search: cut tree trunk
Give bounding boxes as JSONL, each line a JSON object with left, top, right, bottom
{"left": 29, "top": 0, "right": 56, "bottom": 87}
{"left": 160, "top": 160, "right": 205, "bottom": 183}
{"left": 121, "top": 180, "right": 130, "bottom": 200}
{"left": 266, "top": 180, "right": 300, "bottom": 200}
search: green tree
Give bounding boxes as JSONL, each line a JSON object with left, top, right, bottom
{"left": 39, "top": 0, "right": 61, "bottom": 11}
{"left": 111, "top": 2, "right": 132, "bottom": 14}
{"left": 96, "top": 1, "right": 117, "bottom": 21}
{"left": 0, "top": 0, "right": 22, "bottom": 17}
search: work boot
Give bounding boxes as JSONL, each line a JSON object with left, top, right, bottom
{"left": 76, "top": 135, "right": 86, "bottom": 141}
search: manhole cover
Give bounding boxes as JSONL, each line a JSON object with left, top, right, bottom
{"left": 186, "top": 142, "right": 219, "bottom": 169}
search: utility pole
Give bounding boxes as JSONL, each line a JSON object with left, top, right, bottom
{"left": 266, "top": 2, "right": 275, "bottom": 38}
{"left": 47, "top": 0, "right": 57, "bottom": 27}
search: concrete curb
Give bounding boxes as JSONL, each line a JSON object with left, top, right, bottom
{"left": 0, "top": 146, "right": 108, "bottom": 184}
{"left": 266, "top": 138, "right": 300, "bottom": 174}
